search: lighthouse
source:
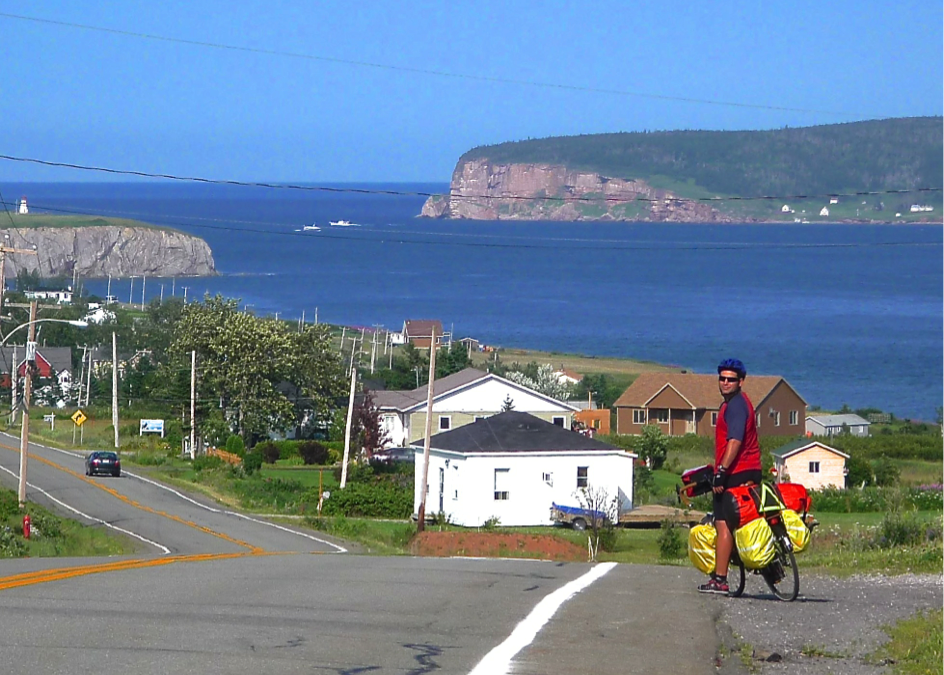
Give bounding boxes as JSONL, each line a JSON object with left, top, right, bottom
{"left": 17, "top": 196, "right": 28, "bottom": 214}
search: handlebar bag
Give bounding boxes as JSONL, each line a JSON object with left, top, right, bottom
{"left": 735, "top": 517, "right": 776, "bottom": 569}
{"left": 688, "top": 523, "right": 717, "bottom": 575}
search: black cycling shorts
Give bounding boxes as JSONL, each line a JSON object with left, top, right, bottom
{"left": 714, "top": 470, "right": 762, "bottom": 530}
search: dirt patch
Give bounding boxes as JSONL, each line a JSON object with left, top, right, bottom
{"left": 411, "top": 531, "right": 588, "bottom": 561}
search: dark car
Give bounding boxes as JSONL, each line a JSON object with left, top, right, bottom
{"left": 85, "top": 451, "right": 121, "bottom": 477}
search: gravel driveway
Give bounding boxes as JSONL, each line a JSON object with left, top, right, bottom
{"left": 716, "top": 572, "right": 943, "bottom": 674}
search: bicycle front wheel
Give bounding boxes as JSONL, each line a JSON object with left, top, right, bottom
{"left": 764, "top": 540, "right": 799, "bottom": 601}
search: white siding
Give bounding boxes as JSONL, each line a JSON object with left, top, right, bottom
{"left": 415, "top": 449, "right": 635, "bottom": 527}
{"left": 429, "top": 378, "right": 573, "bottom": 414}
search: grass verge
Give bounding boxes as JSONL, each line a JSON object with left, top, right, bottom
{"left": 872, "top": 609, "right": 943, "bottom": 675}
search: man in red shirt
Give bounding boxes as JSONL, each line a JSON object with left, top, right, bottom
{"left": 698, "top": 358, "right": 762, "bottom": 595}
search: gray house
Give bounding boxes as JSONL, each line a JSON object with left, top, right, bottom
{"left": 805, "top": 414, "right": 871, "bottom": 438}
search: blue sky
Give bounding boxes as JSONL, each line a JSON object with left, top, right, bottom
{"left": 2, "top": 1, "right": 941, "bottom": 182}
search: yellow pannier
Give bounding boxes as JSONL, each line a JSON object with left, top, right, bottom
{"left": 688, "top": 523, "right": 717, "bottom": 575}
{"left": 782, "top": 508, "right": 811, "bottom": 553}
{"left": 735, "top": 517, "right": 776, "bottom": 569}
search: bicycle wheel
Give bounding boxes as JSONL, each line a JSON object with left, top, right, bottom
{"left": 728, "top": 556, "right": 746, "bottom": 598}
{"left": 764, "top": 539, "right": 799, "bottom": 601}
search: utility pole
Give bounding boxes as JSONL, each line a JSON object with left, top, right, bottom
{"left": 348, "top": 337, "right": 357, "bottom": 377}
{"left": 339, "top": 367, "right": 356, "bottom": 489}
{"left": 112, "top": 332, "right": 119, "bottom": 449}
{"left": 0, "top": 244, "right": 37, "bottom": 332}
{"left": 183, "top": 287, "right": 188, "bottom": 304}
{"left": 370, "top": 328, "right": 378, "bottom": 374}
{"left": 140, "top": 274, "right": 146, "bottom": 310}
{"left": 107, "top": 274, "right": 112, "bottom": 300}
{"left": 18, "top": 300, "right": 38, "bottom": 507}
{"left": 416, "top": 329, "right": 438, "bottom": 531}
{"left": 85, "top": 347, "right": 92, "bottom": 407}
{"left": 190, "top": 350, "right": 196, "bottom": 459}
{"left": 129, "top": 276, "right": 135, "bottom": 304}
{"left": 78, "top": 345, "right": 88, "bottom": 408}
{"left": 10, "top": 345, "right": 16, "bottom": 425}
{"left": 314, "top": 307, "right": 318, "bottom": 325}
{"left": 338, "top": 327, "right": 346, "bottom": 353}
{"left": 160, "top": 284, "right": 164, "bottom": 304}
{"left": 388, "top": 333, "right": 393, "bottom": 370}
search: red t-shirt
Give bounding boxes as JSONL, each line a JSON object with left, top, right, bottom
{"left": 715, "top": 391, "right": 761, "bottom": 474}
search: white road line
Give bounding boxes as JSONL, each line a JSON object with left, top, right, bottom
{"left": 467, "top": 562, "right": 617, "bottom": 675}
{"left": 4, "top": 433, "right": 347, "bottom": 553}
{"left": 0, "top": 463, "right": 171, "bottom": 555}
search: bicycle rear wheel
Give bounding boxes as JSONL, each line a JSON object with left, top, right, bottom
{"left": 763, "top": 540, "right": 799, "bottom": 601}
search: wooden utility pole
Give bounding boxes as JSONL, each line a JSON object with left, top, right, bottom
{"left": 339, "top": 367, "right": 356, "bottom": 489}
{"left": 416, "top": 329, "right": 438, "bottom": 531}
{"left": 190, "top": 350, "right": 196, "bottom": 459}
{"left": 112, "top": 332, "right": 119, "bottom": 448}
{"left": 17, "top": 300, "right": 38, "bottom": 506}
{"left": 339, "top": 327, "right": 346, "bottom": 353}
{"left": 0, "top": 244, "right": 37, "bottom": 332}
{"left": 84, "top": 347, "right": 92, "bottom": 407}
{"left": 370, "top": 328, "right": 378, "bottom": 374}
{"left": 10, "top": 345, "right": 16, "bottom": 425}
{"left": 140, "top": 275, "right": 146, "bottom": 310}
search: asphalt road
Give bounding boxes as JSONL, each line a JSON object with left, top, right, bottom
{"left": 0, "top": 432, "right": 722, "bottom": 674}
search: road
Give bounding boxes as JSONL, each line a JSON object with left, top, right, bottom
{"left": 0, "top": 432, "right": 722, "bottom": 674}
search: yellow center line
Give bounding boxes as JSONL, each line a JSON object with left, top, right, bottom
{"left": 1, "top": 441, "right": 264, "bottom": 553}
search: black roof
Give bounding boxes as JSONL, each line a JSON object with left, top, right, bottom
{"left": 427, "top": 411, "right": 620, "bottom": 454}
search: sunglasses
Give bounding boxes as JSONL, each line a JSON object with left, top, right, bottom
{"left": 718, "top": 376, "right": 740, "bottom": 383}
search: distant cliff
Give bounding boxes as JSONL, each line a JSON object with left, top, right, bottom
{"left": 420, "top": 159, "right": 722, "bottom": 222}
{"left": 1, "top": 220, "right": 216, "bottom": 279}
{"left": 421, "top": 117, "right": 943, "bottom": 222}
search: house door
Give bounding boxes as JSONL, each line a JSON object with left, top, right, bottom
{"left": 438, "top": 467, "right": 445, "bottom": 514}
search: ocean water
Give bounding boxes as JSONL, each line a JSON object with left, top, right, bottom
{"left": 3, "top": 181, "right": 942, "bottom": 421}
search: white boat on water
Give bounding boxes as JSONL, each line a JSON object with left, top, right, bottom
{"left": 329, "top": 219, "right": 354, "bottom": 227}
{"left": 303, "top": 223, "right": 321, "bottom": 231}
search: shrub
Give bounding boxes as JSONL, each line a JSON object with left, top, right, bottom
{"left": 333, "top": 463, "right": 374, "bottom": 484}
{"left": 256, "top": 441, "right": 281, "bottom": 464}
{"left": 876, "top": 511, "right": 927, "bottom": 548}
{"left": 812, "top": 486, "right": 942, "bottom": 512}
{"left": 595, "top": 524, "right": 618, "bottom": 553}
{"left": 318, "top": 481, "right": 413, "bottom": 518}
{"left": 193, "top": 454, "right": 224, "bottom": 472}
{"left": 225, "top": 435, "right": 245, "bottom": 457}
{"left": 873, "top": 456, "right": 901, "bottom": 487}
{"left": 299, "top": 441, "right": 328, "bottom": 466}
{"left": 637, "top": 425, "right": 668, "bottom": 470}
{"left": 242, "top": 451, "right": 263, "bottom": 475}
{"left": 657, "top": 519, "right": 685, "bottom": 560}
{"left": 845, "top": 455, "right": 874, "bottom": 488}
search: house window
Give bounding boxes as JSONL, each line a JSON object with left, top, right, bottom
{"left": 542, "top": 472, "right": 553, "bottom": 486}
{"left": 577, "top": 466, "right": 589, "bottom": 488}
{"left": 591, "top": 418, "right": 600, "bottom": 429}
{"left": 809, "top": 461, "right": 820, "bottom": 474}
{"left": 494, "top": 468, "right": 510, "bottom": 500}
{"left": 552, "top": 416, "right": 565, "bottom": 427}
{"left": 633, "top": 409, "right": 647, "bottom": 425}
{"left": 710, "top": 412, "right": 718, "bottom": 427}
{"left": 789, "top": 410, "right": 798, "bottom": 425}
{"left": 438, "top": 416, "right": 451, "bottom": 431}
{"left": 774, "top": 411, "right": 781, "bottom": 427}
{"left": 653, "top": 409, "right": 668, "bottom": 424}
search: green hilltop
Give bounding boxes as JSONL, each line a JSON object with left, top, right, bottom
{"left": 460, "top": 117, "right": 943, "bottom": 204}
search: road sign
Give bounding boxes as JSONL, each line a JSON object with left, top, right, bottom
{"left": 71, "top": 410, "right": 87, "bottom": 426}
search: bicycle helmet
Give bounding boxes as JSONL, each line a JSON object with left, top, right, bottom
{"left": 717, "top": 358, "right": 747, "bottom": 378}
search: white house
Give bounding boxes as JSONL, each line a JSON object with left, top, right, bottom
{"left": 829, "top": 197, "right": 839, "bottom": 204}
{"left": 806, "top": 414, "right": 871, "bottom": 438}
{"left": 413, "top": 411, "right": 636, "bottom": 527}
{"left": 819, "top": 206, "right": 830, "bottom": 217}
{"left": 552, "top": 366, "right": 583, "bottom": 386}
{"left": 373, "top": 368, "right": 577, "bottom": 449}
{"left": 84, "top": 306, "right": 117, "bottom": 324}
{"left": 24, "top": 289, "right": 73, "bottom": 304}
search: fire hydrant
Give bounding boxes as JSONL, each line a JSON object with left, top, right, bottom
{"left": 23, "top": 514, "right": 31, "bottom": 539}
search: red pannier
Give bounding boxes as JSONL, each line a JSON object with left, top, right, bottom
{"left": 725, "top": 485, "right": 762, "bottom": 528}
{"left": 775, "top": 483, "right": 812, "bottom": 516}
{"left": 680, "top": 464, "right": 713, "bottom": 498}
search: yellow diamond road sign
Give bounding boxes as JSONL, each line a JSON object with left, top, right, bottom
{"left": 71, "top": 410, "right": 87, "bottom": 427}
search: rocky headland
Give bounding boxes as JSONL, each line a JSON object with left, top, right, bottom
{"left": 420, "top": 159, "right": 723, "bottom": 222}
{"left": 1, "top": 222, "right": 216, "bottom": 278}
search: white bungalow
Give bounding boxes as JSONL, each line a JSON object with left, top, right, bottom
{"left": 414, "top": 411, "right": 636, "bottom": 527}
{"left": 819, "top": 206, "right": 830, "bottom": 217}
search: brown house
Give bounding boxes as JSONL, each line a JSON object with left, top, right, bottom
{"left": 613, "top": 372, "right": 806, "bottom": 437}
{"left": 402, "top": 319, "right": 445, "bottom": 349}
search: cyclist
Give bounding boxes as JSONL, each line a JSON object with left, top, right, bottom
{"left": 698, "top": 358, "right": 762, "bottom": 595}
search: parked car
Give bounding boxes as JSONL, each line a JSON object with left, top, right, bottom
{"left": 371, "top": 447, "right": 416, "bottom": 463}
{"left": 85, "top": 451, "right": 121, "bottom": 477}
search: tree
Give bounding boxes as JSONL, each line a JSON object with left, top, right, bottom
{"left": 636, "top": 424, "right": 668, "bottom": 470}
{"left": 351, "top": 389, "right": 389, "bottom": 459}
{"left": 504, "top": 363, "right": 573, "bottom": 401}
{"left": 845, "top": 455, "right": 873, "bottom": 488}
{"left": 501, "top": 394, "right": 515, "bottom": 412}
{"left": 575, "top": 484, "right": 619, "bottom": 561}
{"left": 873, "top": 455, "right": 900, "bottom": 487}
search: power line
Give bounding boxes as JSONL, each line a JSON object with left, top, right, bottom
{"left": 0, "top": 12, "right": 873, "bottom": 118}
{"left": 2, "top": 154, "right": 940, "bottom": 207}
